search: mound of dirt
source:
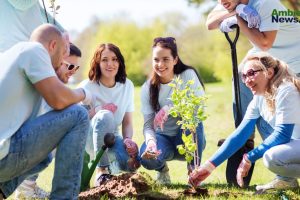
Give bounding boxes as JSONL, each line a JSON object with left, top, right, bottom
{"left": 79, "top": 173, "right": 150, "bottom": 199}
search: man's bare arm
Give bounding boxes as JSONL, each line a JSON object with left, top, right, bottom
{"left": 206, "top": 9, "right": 237, "bottom": 30}
{"left": 237, "top": 16, "right": 277, "bottom": 51}
{"left": 34, "top": 76, "right": 86, "bottom": 110}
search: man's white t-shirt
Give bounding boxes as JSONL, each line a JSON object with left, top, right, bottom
{"left": 245, "top": 82, "right": 300, "bottom": 139}
{"left": 215, "top": 0, "right": 300, "bottom": 73}
{"left": 79, "top": 79, "right": 135, "bottom": 134}
{"left": 0, "top": 42, "right": 56, "bottom": 160}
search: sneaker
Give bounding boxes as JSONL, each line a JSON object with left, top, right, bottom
{"left": 256, "top": 178, "right": 299, "bottom": 191}
{"left": 15, "top": 180, "right": 49, "bottom": 199}
{"left": 156, "top": 164, "right": 171, "bottom": 185}
{"left": 95, "top": 173, "right": 113, "bottom": 187}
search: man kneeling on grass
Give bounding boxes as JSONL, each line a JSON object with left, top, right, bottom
{"left": 0, "top": 24, "right": 92, "bottom": 199}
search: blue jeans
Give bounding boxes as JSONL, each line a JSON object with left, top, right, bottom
{"left": 86, "top": 110, "right": 132, "bottom": 171}
{"left": 0, "top": 105, "right": 89, "bottom": 199}
{"left": 140, "top": 123, "right": 206, "bottom": 171}
{"left": 233, "top": 76, "right": 273, "bottom": 140}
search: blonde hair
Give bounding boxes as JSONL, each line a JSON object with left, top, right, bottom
{"left": 243, "top": 52, "right": 300, "bottom": 114}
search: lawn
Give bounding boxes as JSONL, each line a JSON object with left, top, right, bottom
{"left": 10, "top": 82, "right": 300, "bottom": 199}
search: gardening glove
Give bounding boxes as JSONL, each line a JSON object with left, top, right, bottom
{"left": 141, "top": 139, "right": 161, "bottom": 159}
{"left": 95, "top": 103, "right": 118, "bottom": 114}
{"left": 219, "top": 16, "right": 238, "bottom": 32}
{"left": 236, "top": 154, "right": 252, "bottom": 188}
{"left": 236, "top": 4, "right": 260, "bottom": 28}
{"left": 123, "top": 138, "right": 139, "bottom": 157}
{"left": 188, "top": 161, "right": 216, "bottom": 187}
{"left": 154, "top": 105, "right": 171, "bottom": 130}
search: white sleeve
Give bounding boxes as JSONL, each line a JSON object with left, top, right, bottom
{"left": 275, "top": 85, "right": 300, "bottom": 124}
{"left": 244, "top": 96, "right": 261, "bottom": 119}
{"left": 23, "top": 44, "right": 56, "bottom": 84}
{"left": 180, "top": 69, "right": 205, "bottom": 97}
{"left": 126, "top": 80, "right": 135, "bottom": 112}
{"left": 140, "top": 81, "right": 155, "bottom": 115}
{"left": 257, "top": 0, "right": 281, "bottom": 32}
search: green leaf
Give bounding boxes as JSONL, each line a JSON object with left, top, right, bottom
{"left": 177, "top": 145, "right": 186, "bottom": 155}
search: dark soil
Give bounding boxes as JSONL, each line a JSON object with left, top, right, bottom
{"left": 79, "top": 173, "right": 149, "bottom": 199}
{"left": 183, "top": 187, "right": 209, "bottom": 197}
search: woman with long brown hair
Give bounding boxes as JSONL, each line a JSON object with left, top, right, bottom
{"left": 139, "top": 37, "right": 206, "bottom": 184}
{"left": 79, "top": 43, "right": 139, "bottom": 186}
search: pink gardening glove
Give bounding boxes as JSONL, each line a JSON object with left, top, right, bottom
{"left": 154, "top": 105, "right": 171, "bottom": 130}
{"left": 141, "top": 140, "right": 161, "bottom": 159}
{"left": 236, "top": 154, "right": 252, "bottom": 187}
{"left": 123, "top": 138, "right": 139, "bottom": 157}
{"left": 188, "top": 161, "right": 216, "bottom": 187}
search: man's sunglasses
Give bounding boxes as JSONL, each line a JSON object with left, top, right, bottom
{"left": 63, "top": 61, "right": 80, "bottom": 71}
{"left": 241, "top": 69, "right": 263, "bottom": 83}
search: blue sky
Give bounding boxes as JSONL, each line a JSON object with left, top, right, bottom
{"left": 42, "top": 0, "right": 215, "bottom": 33}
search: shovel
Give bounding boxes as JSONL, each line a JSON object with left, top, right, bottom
{"left": 80, "top": 133, "right": 115, "bottom": 191}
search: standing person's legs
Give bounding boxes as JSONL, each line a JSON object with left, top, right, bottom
{"left": 0, "top": 104, "right": 89, "bottom": 199}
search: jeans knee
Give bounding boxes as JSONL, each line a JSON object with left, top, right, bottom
{"left": 93, "top": 110, "right": 114, "bottom": 130}
{"left": 263, "top": 149, "right": 282, "bottom": 171}
{"left": 68, "top": 104, "right": 89, "bottom": 124}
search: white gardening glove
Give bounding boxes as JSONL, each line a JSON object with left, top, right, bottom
{"left": 219, "top": 16, "right": 238, "bottom": 32}
{"left": 236, "top": 154, "right": 252, "bottom": 188}
{"left": 236, "top": 4, "right": 260, "bottom": 29}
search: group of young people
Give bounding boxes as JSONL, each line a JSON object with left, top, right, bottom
{"left": 1, "top": 0, "right": 300, "bottom": 199}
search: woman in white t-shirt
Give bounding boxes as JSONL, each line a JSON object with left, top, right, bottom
{"left": 79, "top": 43, "right": 139, "bottom": 185}
{"left": 139, "top": 37, "right": 206, "bottom": 184}
{"left": 189, "top": 53, "right": 300, "bottom": 191}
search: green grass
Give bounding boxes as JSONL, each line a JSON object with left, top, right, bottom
{"left": 9, "top": 82, "right": 300, "bottom": 199}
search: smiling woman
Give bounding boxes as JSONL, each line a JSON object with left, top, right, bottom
{"left": 189, "top": 52, "right": 300, "bottom": 191}
{"left": 78, "top": 43, "right": 140, "bottom": 186}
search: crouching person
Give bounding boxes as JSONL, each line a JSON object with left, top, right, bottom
{"left": 79, "top": 43, "right": 140, "bottom": 186}
{"left": 189, "top": 53, "right": 300, "bottom": 191}
{"left": 0, "top": 24, "right": 91, "bottom": 199}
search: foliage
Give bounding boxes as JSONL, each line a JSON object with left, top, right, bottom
{"left": 48, "top": 0, "right": 60, "bottom": 25}
{"left": 168, "top": 77, "right": 208, "bottom": 163}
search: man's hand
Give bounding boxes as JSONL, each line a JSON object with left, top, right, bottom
{"left": 188, "top": 161, "right": 215, "bottom": 187}
{"left": 123, "top": 138, "right": 139, "bottom": 157}
{"left": 154, "top": 105, "right": 171, "bottom": 130}
{"left": 236, "top": 154, "right": 252, "bottom": 187}
{"left": 236, "top": 4, "right": 260, "bottom": 28}
{"left": 219, "top": 16, "right": 238, "bottom": 32}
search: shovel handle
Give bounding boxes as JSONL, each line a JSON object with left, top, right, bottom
{"left": 224, "top": 25, "right": 240, "bottom": 48}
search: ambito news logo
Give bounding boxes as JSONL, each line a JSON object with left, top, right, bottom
{"left": 272, "top": 9, "right": 300, "bottom": 23}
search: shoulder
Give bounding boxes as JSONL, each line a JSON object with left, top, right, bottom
{"left": 78, "top": 79, "right": 95, "bottom": 88}
{"left": 276, "top": 82, "right": 299, "bottom": 99}
{"left": 124, "top": 78, "right": 134, "bottom": 88}
{"left": 180, "top": 69, "right": 197, "bottom": 78}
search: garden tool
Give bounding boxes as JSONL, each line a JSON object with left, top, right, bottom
{"left": 80, "top": 133, "right": 115, "bottom": 191}
{"left": 221, "top": 25, "right": 255, "bottom": 187}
